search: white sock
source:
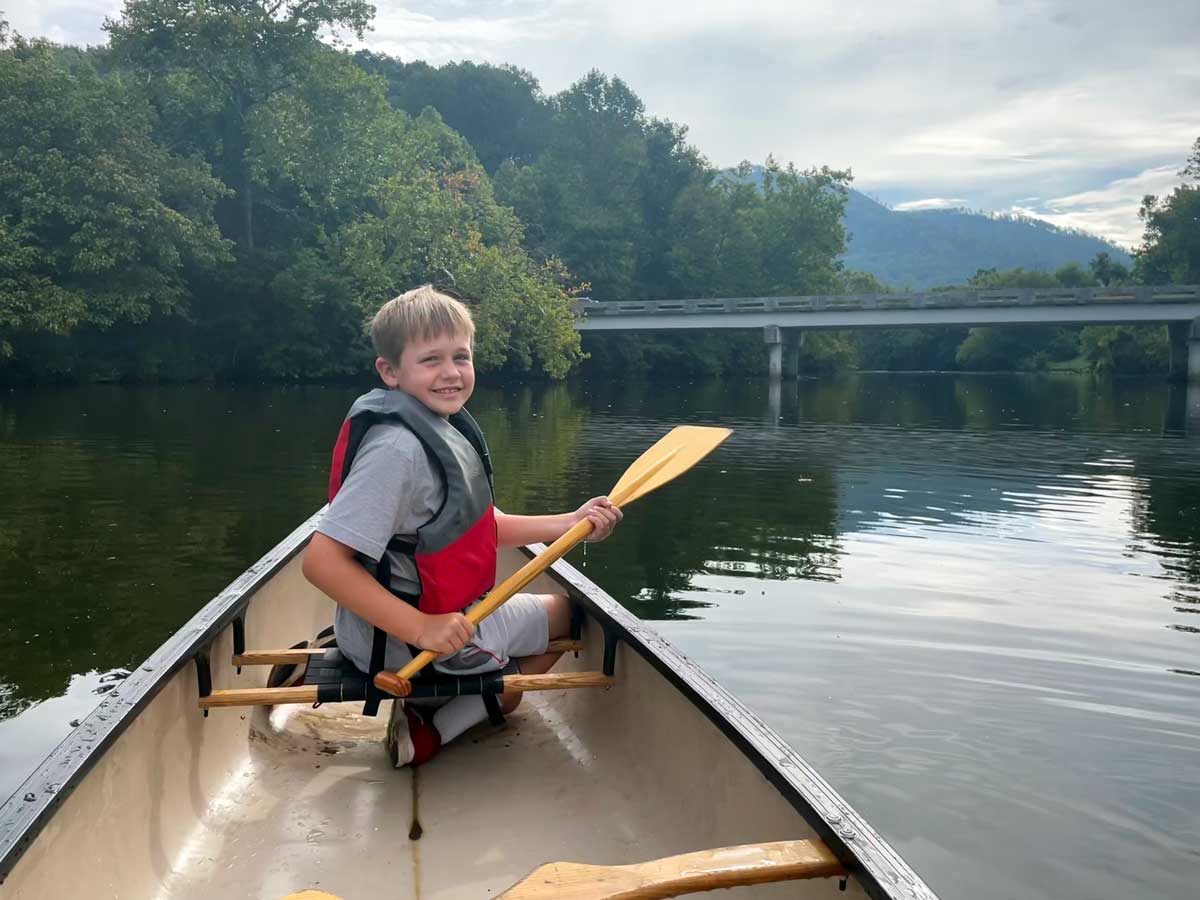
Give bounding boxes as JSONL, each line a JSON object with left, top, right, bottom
{"left": 432, "top": 695, "right": 489, "bottom": 745}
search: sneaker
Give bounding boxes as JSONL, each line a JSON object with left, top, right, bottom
{"left": 387, "top": 701, "right": 442, "bottom": 768}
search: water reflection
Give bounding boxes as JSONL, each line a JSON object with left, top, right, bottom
{"left": 2, "top": 375, "right": 1198, "bottom": 701}
{"left": 1162, "top": 379, "right": 1200, "bottom": 434}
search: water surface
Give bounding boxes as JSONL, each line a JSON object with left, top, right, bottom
{"left": 1, "top": 374, "right": 1198, "bottom": 900}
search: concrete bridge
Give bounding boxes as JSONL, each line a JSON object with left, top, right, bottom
{"left": 575, "top": 285, "right": 1200, "bottom": 380}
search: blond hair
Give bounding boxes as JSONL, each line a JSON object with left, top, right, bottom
{"left": 370, "top": 285, "right": 475, "bottom": 362}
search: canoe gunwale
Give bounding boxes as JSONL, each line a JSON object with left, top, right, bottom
{"left": 0, "top": 508, "right": 324, "bottom": 884}
{"left": 529, "top": 544, "right": 938, "bottom": 900}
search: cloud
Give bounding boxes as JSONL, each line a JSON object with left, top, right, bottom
{"left": 353, "top": 2, "right": 579, "bottom": 62}
{"left": 1007, "top": 165, "right": 1186, "bottom": 249}
{"left": 893, "top": 198, "right": 969, "bottom": 211}
{"left": 4, "top": 2, "right": 119, "bottom": 46}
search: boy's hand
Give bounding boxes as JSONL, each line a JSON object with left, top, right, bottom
{"left": 416, "top": 612, "right": 475, "bottom": 655}
{"left": 573, "top": 496, "right": 623, "bottom": 542}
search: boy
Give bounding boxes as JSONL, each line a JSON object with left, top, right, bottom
{"left": 302, "top": 285, "right": 620, "bottom": 767}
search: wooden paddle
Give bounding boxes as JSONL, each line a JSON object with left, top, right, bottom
{"left": 496, "top": 838, "right": 845, "bottom": 899}
{"left": 374, "top": 425, "right": 732, "bottom": 698}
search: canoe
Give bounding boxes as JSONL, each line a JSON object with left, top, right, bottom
{"left": 0, "top": 510, "right": 938, "bottom": 900}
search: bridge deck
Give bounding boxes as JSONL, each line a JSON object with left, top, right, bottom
{"left": 576, "top": 286, "right": 1200, "bottom": 331}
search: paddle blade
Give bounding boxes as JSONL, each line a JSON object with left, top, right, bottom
{"left": 608, "top": 425, "right": 731, "bottom": 508}
{"left": 497, "top": 839, "right": 845, "bottom": 899}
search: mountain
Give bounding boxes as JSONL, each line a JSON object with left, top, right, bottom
{"left": 841, "top": 190, "right": 1133, "bottom": 289}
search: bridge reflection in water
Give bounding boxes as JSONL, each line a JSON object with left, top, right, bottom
{"left": 764, "top": 376, "right": 1200, "bottom": 435}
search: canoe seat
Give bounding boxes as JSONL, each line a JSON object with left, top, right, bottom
{"left": 197, "top": 638, "right": 610, "bottom": 712}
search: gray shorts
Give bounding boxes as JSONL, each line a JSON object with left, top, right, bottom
{"left": 334, "top": 593, "right": 550, "bottom": 676}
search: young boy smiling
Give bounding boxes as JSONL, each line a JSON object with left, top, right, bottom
{"left": 302, "top": 285, "right": 620, "bottom": 766}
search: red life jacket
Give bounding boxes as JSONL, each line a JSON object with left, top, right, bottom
{"left": 328, "top": 389, "right": 496, "bottom": 615}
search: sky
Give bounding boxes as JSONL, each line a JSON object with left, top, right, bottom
{"left": 7, "top": 0, "right": 1199, "bottom": 249}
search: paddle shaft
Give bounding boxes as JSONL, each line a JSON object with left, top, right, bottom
{"left": 373, "top": 450, "right": 679, "bottom": 696}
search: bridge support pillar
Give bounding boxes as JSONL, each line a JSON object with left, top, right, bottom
{"left": 1191, "top": 322, "right": 1200, "bottom": 383}
{"left": 784, "top": 330, "right": 804, "bottom": 379}
{"left": 765, "top": 325, "right": 783, "bottom": 380}
{"left": 1168, "top": 319, "right": 1200, "bottom": 381}
{"left": 765, "top": 326, "right": 803, "bottom": 380}
{"left": 1164, "top": 381, "right": 1200, "bottom": 434}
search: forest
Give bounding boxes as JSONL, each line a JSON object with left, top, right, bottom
{"left": 1, "top": 2, "right": 1198, "bottom": 383}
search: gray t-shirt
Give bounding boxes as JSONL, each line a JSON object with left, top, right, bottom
{"left": 317, "top": 421, "right": 453, "bottom": 669}
{"left": 319, "top": 423, "right": 440, "bottom": 593}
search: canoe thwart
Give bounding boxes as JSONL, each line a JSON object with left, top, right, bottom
{"left": 199, "top": 671, "right": 615, "bottom": 709}
{"left": 233, "top": 648, "right": 329, "bottom": 666}
{"left": 276, "top": 892, "right": 345, "bottom": 900}
{"left": 497, "top": 838, "right": 846, "bottom": 899}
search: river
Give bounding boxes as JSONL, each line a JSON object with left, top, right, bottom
{"left": 1, "top": 374, "right": 1198, "bottom": 899}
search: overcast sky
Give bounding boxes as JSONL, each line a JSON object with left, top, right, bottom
{"left": 8, "top": 0, "right": 1199, "bottom": 248}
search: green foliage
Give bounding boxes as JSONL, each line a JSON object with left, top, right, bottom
{"left": 582, "top": 331, "right": 763, "bottom": 380}
{"left": 335, "top": 114, "right": 581, "bottom": 377}
{"left": 0, "top": 34, "right": 229, "bottom": 365}
{"left": 956, "top": 267, "right": 1084, "bottom": 371}
{"left": 352, "top": 54, "right": 553, "bottom": 173}
{"left": 1135, "top": 137, "right": 1200, "bottom": 285}
{"left": 798, "top": 331, "right": 858, "bottom": 374}
{"left": 1089, "top": 251, "right": 1130, "bottom": 286}
{"left": 0, "top": 4, "right": 580, "bottom": 382}
{"left": 1079, "top": 324, "right": 1169, "bottom": 374}
{"left": 856, "top": 327, "right": 967, "bottom": 371}
{"left": 838, "top": 269, "right": 890, "bottom": 294}
{"left": 670, "top": 159, "right": 850, "bottom": 298}
{"left": 495, "top": 72, "right": 644, "bottom": 299}
{"left": 853, "top": 258, "right": 1168, "bottom": 374}
{"left": 105, "top": 0, "right": 375, "bottom": 250}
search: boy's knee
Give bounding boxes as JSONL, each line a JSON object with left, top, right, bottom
{"left": 500, "top": 692, "right": 522, "bottom": 716}
{"left": 542, "top": 592, "right": 571, "bottom": 637}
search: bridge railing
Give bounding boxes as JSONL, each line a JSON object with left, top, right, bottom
{"left": 577, "top": 285, "right": 1200, "bottom": 317}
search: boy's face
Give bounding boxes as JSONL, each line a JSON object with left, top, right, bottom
{"left": 376, "top": 330, "right": 475, "bottom": 417}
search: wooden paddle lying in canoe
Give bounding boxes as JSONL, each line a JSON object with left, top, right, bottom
{"left": 374, "top": 425, "right": 732, "bottom": 698}
{"left": 497, "top": 838, "right": 846, "bottom": 899}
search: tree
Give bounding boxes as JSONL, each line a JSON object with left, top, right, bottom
{"left": 667, "top": 160, "right": 851, "bottom": 298}
{"left": 634, "top": 118, "right": 710, "bottom": 298}
{"left": 105, "top": 0, "right": 374, "bottom": 250}
{"left": 1078, "top": 324, "right": 1167, "bottom": 374}
{"left": 495, "top": 71, "right": 655, "bottom": 300}
{"left": 353, "top": 54, "right": 554, "bottom": 173}
{"left": 0, "top": 34, "right": 229, "bottom": 365}
{"left": 1052, "top": 261, "right": 1093, "bottom": 288}
{"left": 955, "top": 269, "right": 1080, "bottom": 371}
{"left": 1089, "top": 251, "right": 1130, "bottom": 286}
{"left": 332, "top": 111, "right": 582, "bottom": 378}
{"left": 1135, "top": 137, "right": 1200, "bottom": 285}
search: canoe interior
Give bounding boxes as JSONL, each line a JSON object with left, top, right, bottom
{"left": 2, "top": 540, "right": 900, "bottom": 899}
